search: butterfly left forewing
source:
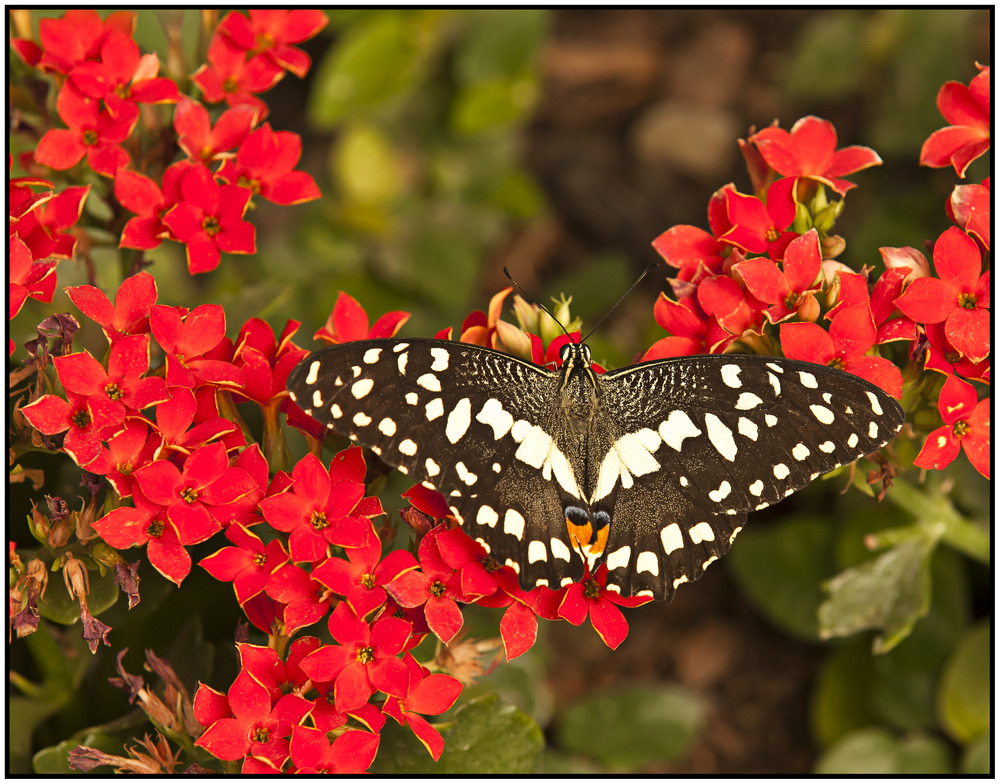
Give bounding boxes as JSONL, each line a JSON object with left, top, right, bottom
{"left": 287, "top": 338, "right": 585, "bottom": 590}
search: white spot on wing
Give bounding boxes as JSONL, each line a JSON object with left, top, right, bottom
{"left": 866, "top": 391, "right": 884, "bottom": 416}
{"left": 528, "top": 540, "right": 547, "bottom": 563}
{"left": 705, "top": 413, "right": 738, "bottom": 461}
{"left": 405, "top": 392, "right": 418, "bottom": 405}
{"left": 660, "top": 523, "right": 683, "bottom": 554}
{"left": 606, "top": 546, "right": 631, "bottom": 571}
{"left": 312, "top": 390, "right": 323, "bottom": 408}
{"left": 819, "top": 441, "right": 835, "bottom": 453}
{"left": 455, "top": 461, "right": 477, "bottom": 486}
{"left": 810, "top": 404, "right": 835, "bottom": 424}
{"left": 868, "top": 421, "right": 879, "bottom": 439}
{"left": 773, "top": 463, "right": 790, "bottom": 480}
{"left": 735, "top": 392, "right": 763, "bottom": 410}
{"left": 636, "top": 551, "right": 659, "bottom": 575}
{"left": 398, "top": 439, "right": 417, "bottom": 455}
{"left": 416, "top": 373, "right": 440, "bottom": 392}
{"left": 476, "top": 506, "right": 498, "bottom": 527}
{"left": 430, "top": 347, "right": 450, "bottom": 371}
{"left": 353, "top": 412, "right": 371, "bottom": 426}
{"left": 550, "top": 538, "right": 571, "bottom": 562}
{"left": 330, "top": 403, "right": 342, "bottom": 419}
{"left": 708, "top": 481, "right": 732, "bottom": 502}
{"left": 749, "top": 479, "right": 764, "bottom": 496}
{"left": 721, "top": 364, "right": 742, "bottom": 388}
{"left": 305, "top": 361, "right": 320, "bottom": 385}
{"left": 351, "top": 378, "right": 374, "bottom": 398}
{"left": 768, "top": 372, "right": 781, "bottom": 396}
{"left": 445, "top": 398, "right": 472, "bottom": 444}
{"left": 397, "top": 352, "right": 408, "bottom": 375}
{"left": 504, "top": 509, "right": 525, "bottom": 540}
{"left": 792, "top": 443, "right": 810, "bottom": 461}
{"left": 378, "top": 417, "right": 396, "bottom": 436}
{"left": 847, "top": 433, "right": 859, "bottom": 449}
{"left": 476, "top": 398, "right": 514, "bottom": 440}
{"left": 363, "top": 348, "right": 381, "bottom": 364}
{"left": 425, "top": 458, "right": 441, "bottom": 476}
{"left": 738, "top": 417, "right": 759, "bottom": 441}
{"left": 425, "top": 397, "right": 444, "bottom": 421}
{"left": 689, "top": 522, "right": 715, "bottom": 544}
{"left": 798, "top": 371, "right": 818, "bottom": 389}
{"left": 660, "top": 410, "right": 702, "bottom": 451}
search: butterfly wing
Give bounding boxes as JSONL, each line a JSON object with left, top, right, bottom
{"left": 287, "top": 338, "right": 586, "bottom": 590}
{"left": 594, "top": 354, "right": 905, "bottom": 600}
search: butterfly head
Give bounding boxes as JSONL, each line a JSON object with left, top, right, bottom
{"left": 557, "top": 341, "right": 592, "bottom": 370}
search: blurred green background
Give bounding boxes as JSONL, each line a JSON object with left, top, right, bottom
{"left": 10, "top": 8, "right": 991, "bottom": 775}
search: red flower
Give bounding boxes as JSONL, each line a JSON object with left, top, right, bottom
{"left": 258, "top": 450, "right": 381, "bottom": 563}
{"left": 922, "top": 322, "right": 991, "bottom": 384}
{"left": 719, "top": 177, "right": 799, "bottom": 258}
{"left": 384, "top": 526, "right": 487, "bottom": 644}
{"left": 288, "top": 725, "right": 380, "bottom": 774}
{"left": 149, "top": 303, "right": 245, "bottom": 388}
{"left": 174, "top": 98, "right": 259, "bottom": 164}
{"left": 20, "top": 391, "right": 122, "bottom": 468}
{"left": 160, "top": 165, "right": 256, "bottom": 274}
{"left": 28, "top": 9, "right": 135, "bottom": 76}
{"left": 556, "top": 566, "right": 650, "bottom": 650}
{"left": 382, "top": 653, "right": 463, "bottom": 760}
{"left": 67, "top": 30, "right": 179, "bottom": 111}
{"left": 34, "top": 82, "right": 136, "bottom": 177}
{"left": 894, "top": 226, "right": 990, "bottom": 364}
{"left": 781, "top": 303, "right": 903, "bottom": 399}
{"left": 9, "top": 234, "right": 58, "bottom": 320}
{"left": 66, "top": 271, "right": 158, "bottom": 342}
{"left": 12, "top": 185, "right": 90, "bottom": 260}
{"left": 311, "top": 526, "right": 418, "bottom": 619}
{"left": 920, "top": 64, "right": 990, "bottom": 177}
{"left": 191, "top": 32, "right": 284, "bottom": 113}
{"left": 947, "top": 180, "right": 990, "bottom": 251}
{"left": 298, "top": 603, "right": 412, "bottom": 712}
{"left": 264, "top": 562, "right": 331, "bottom": 634}
{"left": 134, "top": 442, "right": 258, "bottom": 544}
{"left": 750, "top": 115, "right": 882, "bottom": 196}
{"left": 217, "top": 123, "right": 320, "bottom": 205}
{"left": 84, "top": 419, "right": 159, "bottom": 498}
{"left": 193, "top": 671, "right": 308, "bottom": 770}
{"left": 913, "top": 375, "right": 989, "bottom": 479}
{"left": 734, "top": 228, "right": 823, "bottom": 324}
{"left": 313, "top": 291, "right": 410, "bottom": 345}
{"left": 650, "top": 224, "right": 726, "bottom": 279}
{"left": 217, "top": 10, "right": 329, "bottom": 78}
{"left": 53, "top": 334, "right": 169, "bottom": 423}
{"left": 200, "top": 524, "right": 290, "bottom": 605}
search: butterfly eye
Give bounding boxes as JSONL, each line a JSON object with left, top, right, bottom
{"left": 557, "top": 343, "right": 572, "bottom": 363}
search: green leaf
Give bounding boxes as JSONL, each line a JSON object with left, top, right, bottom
{"left": 811, "top": 640, "right": 881, "bottom": 747}
{"left": 818, "top": 536, "right": 935, "bottom": 653}
{"left": 726, "top": 514, "right": 834, "bottom": 640}
{"left": 37, "top": 561, "right": 119, "bottom": 625}
{"left": 814, "top": 728, "right": 953, "bottom": 774}
{"left": 937, "top": 621, "right": 990, "bottom": 744}
{"left": 308, "top": 12, "right": 433, "bottom": 127}
{"left": 960, "top": 734, "right": 991, "bottom": 774}
{"left": 453, "top": 10, "right": 548, "bottom": 83}
{"left": 556, "top": 684, "right": 706, "bottom": 770}
{"left": 371, "top": 694, "right": 544, "bottom": 774}
{"left": 451, "top": 78, "right": 537, "bottom": 135}
{"left": 333, "top": 124, "right": 407, "bottom": 204}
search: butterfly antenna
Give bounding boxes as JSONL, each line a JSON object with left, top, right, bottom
{"left": 503, "top": 266, "right": 573, "bottom": 341}
{"left": 581, "top": 262, "right": 658, "bottom": 343}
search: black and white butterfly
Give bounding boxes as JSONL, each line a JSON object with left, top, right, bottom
{"left": 287, "top": 337, "right": 904, "bottom": 601}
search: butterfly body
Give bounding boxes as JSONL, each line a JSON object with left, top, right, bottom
{"left": 287, "top": 337, "right": 904, "bottom": 601}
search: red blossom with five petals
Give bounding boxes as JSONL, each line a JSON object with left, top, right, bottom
{"left": 913, "top": 375, "right": 990, "bottom": 479}
{"left": 217, "top": 9, "right": 329, "bottom": 78}
{"left": 200, "top": 524, "right": 291, "bottom": 605}
{"left": 894, "top": 226, "right": 990, "bottom": 364}
{"left": 382, "top": 653, "right": 463, "bottom": 760}
{"left": 556, "top": 566, "right": 651, "bottom": 650}
{"left": 920, "top": 64, "right": 991, "bottom": 177}
{"left": 750, "top": 115, "right": 882, "bottom": 196}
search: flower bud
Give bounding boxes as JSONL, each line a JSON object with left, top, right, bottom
{"left": 494, "top": 320, "right": 532, "bottom": 361}
{"left": 796, "top": 292, "right": 821, "bottom": 323}
{"left": 821, "top": 234, "right": 847, "bottom": 259}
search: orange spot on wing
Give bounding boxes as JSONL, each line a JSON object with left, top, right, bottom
{"left": 566, "top": 517, "right": 608, "bottom": 557}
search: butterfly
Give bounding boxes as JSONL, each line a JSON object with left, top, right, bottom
{"left": 287, "top": 336, "right": 904, "bottom": 600}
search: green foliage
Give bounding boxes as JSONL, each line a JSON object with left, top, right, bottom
{"left": 814, "top": 728, "right": 953, "bottom": 775}
{"left": 371, "top": 694, "right": 544, "bottom": 774}
{"left": 936, "top": 621, "right": 990, "bottom": 744}
{"left": 554, "top": 684, "right": 706, "bottom": 770}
